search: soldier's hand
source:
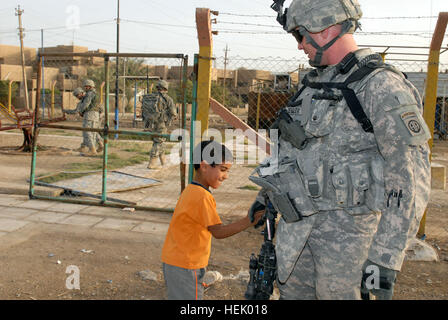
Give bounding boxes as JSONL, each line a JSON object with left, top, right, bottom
{"left": 361, "top": 259, "right": 397, "bottom": 300}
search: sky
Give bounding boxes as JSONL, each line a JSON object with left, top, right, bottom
{"left": 0, "top": 0, "right": 447, "bottom": 66}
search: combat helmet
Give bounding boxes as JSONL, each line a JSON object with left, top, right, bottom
{"left": 156, "top": 80, "right": 169, "bottom": 91}
{"left": 83, "top": 79, "right": 95, "bottom": 88}
{"left": 73, "top": 87, "right": 84, "bottom": 97}
{"left": 271, "top": 0, "right": 362, "bottom": 66}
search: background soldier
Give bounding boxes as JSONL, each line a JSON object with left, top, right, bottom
{"left": 248, "top": 0, "right": 431, "bottom": 300}
{"left": 63, "top": 87, "right": 89, "bottom": 153}
{"left": 141, "top": 80, "right": 177, "bottom": 169}
{"left": 77, "top": 79, "right": 103, "bottom": 156}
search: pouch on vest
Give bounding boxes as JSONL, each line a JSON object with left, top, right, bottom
{"left": 331, "top": 164, "right": 351, "bottom": 207}
{"left": 250, "top": 160, "right": 318, "bottom": 223}
{"left": 295, "top": 152, "right": 323, "bottom": 198}
{"left": 348, "top": 163, "right": 370, "bottom": 207}
{"left": 304, "top": 96, "right": 337, "bottom": 137}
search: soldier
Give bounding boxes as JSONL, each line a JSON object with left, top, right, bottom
{"left": 78, "top": 79, "right": 103, "bottom": 155}
{"left": 248, "top": 0, "right": 431, "bottom": 300}
{"left": 141, "top": 80, "right": 177, "bottom": 169}
{"left": 63, "top": 87, "right": 89, "bottom": 153}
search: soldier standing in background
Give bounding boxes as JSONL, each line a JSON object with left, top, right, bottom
{"left": 141, "top": 80, "right": 177, "bottom": 169}
{"left": 78, "top": 79, "right": 104, "bottom": 156}
{"left": 63, "top": 87, "right": 89, "bottom": 153}
{"left": 248, "top": 0, "right": 431, "bottom": 300}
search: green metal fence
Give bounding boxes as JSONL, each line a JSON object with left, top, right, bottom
{"left": 29, "top": 52, "right": 189, "bottom": 213}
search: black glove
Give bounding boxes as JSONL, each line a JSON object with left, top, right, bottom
{"left": 248, "top": 200, "right": 266, "bottom": 229}
{"left": 361, "top": 259, "right": 397, "bottom": 300}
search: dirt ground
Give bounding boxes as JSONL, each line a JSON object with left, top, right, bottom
{"left": 0, "top": 127, "right": 447, "bottom": 300}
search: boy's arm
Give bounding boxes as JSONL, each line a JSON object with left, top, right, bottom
{"left": 208, "top": 210, "right": 264, "bottom": 239}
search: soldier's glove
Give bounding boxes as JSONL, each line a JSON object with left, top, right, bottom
{"left": 248, "top": 200, "right": 266, "bottom": 229}
{"left": 361, "top": 259, "right": 397, "bottom": 300}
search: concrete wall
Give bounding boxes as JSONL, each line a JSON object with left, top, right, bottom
{"left": 0, "top": 45, "right": 36, "bottom": 66}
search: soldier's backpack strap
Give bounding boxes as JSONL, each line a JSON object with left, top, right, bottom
{"left": 295, "top": 54, "right": 401, "bottom": 134}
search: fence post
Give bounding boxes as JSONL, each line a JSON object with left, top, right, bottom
{"left": 180, "top": 55, "right": 189, "bottom": 191}
{"left": 418, "top": 12, "right": 448, "bottom": 238}
{"left": 101, "top": 55, "right": 110, "bottom": 203}
{"left": 29, "top": 55, "right": 42, "bottom": 198}
{"left": 188, "top": 54, "right": 199, "bottom": 184}
{"left": 195, "top": 8, "right": 214, "bottom": 134}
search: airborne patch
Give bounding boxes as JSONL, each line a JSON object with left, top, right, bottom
{"left": 400, "top": 111, "right": 423, "bottom": 136}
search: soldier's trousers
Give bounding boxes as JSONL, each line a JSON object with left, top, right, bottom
{"left": 82, "top": 119, "right": 102, "bottom": 149}
{"left": 277, "top": 210, "right": 380, "bottom": 300}
{"left": 150, "top": 137, "right": 166, "bottom": 158}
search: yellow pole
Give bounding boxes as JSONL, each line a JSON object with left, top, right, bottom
{"left": 418, "top": 12, "right": 448, "bottom": 238}
{"left": 51, "top": 80, "right": 56, "bottom": 118}
{"left": 8, "top": 80, "right": 13, "bottom": 113}
{"left": 195, "top": 8, "right": 215, "bottom": 135}
{"left": 256, "top": 84, "right": 261, "bottom": 131}
{"left": 100, "top": 81, "right": 105, "bottom": 105}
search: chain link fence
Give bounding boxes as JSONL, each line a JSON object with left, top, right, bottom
{"left": 30, "top": 52, "right": 189, "bottom": 212}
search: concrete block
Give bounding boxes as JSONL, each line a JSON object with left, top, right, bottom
{"left": 46, "top": 202, "right": 88, "bottom": 214}
{"left": 431, "top": 162, "right": 446, "bottom": 190}
{"left": 26, "top": 212, "right": 72, "bottom": 224}
{"left": 0, "top": 218, "right": 31, "bottom": 232}
{"left": 0, "top": 207, "right": 39, "bottom": 219}
{"left": 59, "top": 214, "right": 104, "bottom": 227}
{"left": 13, "top": 199, "right": 55, "bottom": 210}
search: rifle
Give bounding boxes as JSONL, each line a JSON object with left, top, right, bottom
{"left": 245, "top": 199, "right": 278, "bottom": 300}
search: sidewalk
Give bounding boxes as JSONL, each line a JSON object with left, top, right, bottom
{"left": 0, "top": 193, "right": 171, "bottom": 240}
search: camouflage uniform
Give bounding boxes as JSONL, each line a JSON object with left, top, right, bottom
{"left": 77, "top": 88, "right": 103, "bottom": 151}
{"left": 250, "top": 0, "right": 431, "bottom": 300}
{"left": 142, "top": 82, "right": 176, "bottom": 166}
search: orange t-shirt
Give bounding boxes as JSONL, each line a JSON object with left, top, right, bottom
{"left": 161, "top": 183, "right": 222, "bottom": 269}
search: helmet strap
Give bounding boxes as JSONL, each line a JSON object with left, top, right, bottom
{"left": 300, "top": 20, "right": 353, "bottom": 67}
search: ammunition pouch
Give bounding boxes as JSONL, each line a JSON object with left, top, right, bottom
{"left": 250, "top": 159, "right": 320, "bottom": 223}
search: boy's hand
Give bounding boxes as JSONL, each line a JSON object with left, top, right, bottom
{"left": 249, "top": 210, "right": 265, "bottom": 227}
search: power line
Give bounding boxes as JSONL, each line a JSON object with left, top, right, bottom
{"left": 0, "top": 19, "right": 115, "bottom": 34}
{"left": 121, "top": 18, "right": 196, "bottom": 29}
{"left": 219, "top": 12, "right": 274, "bottom": 18}
{"left": 219, "top": 12, "right": 439, "bottom": 20}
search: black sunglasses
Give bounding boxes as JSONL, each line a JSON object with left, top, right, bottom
{"left": 291, "top": 29, "right": 303, "bottom": 43}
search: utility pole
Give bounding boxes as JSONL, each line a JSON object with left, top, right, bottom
{"left": 115, "top": 0, "right": 120, "bottom": 139}
{"left": 16, "top": 5, "right": 30, "bottom": 111}
{"left": 223, "top": 44, "right": 230, "bottom": 107}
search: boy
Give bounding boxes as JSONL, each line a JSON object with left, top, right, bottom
{"left": 161, "top": 140, "right": 265, "bottom": 300}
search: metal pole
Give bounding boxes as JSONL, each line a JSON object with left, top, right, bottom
{"left": 188, "top": 54, "right": 199, "bottom": 184}
{"left": 114, "top": 0, "right": 120, "bottom": 139}
{"left": 41, "top": 28, "right": 45, "bottom": 119}
{"left": 29, "top": 55, "right": 42, "bottom": 198}
{"left": 102, "top": 56, "right": 110, "bottom": 203}
{"left": 16, "top": 6, "right": 30, "bottom": 111}
{"left": 180, "top": 55, "right": 188, "bottom": 192}
{"left": 223, "top": 44, "right": 229, "bottom": 107}
{"left": 133, "top": 80, "right": 137, "bottom": 128}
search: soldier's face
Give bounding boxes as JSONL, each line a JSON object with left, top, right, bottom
{"left": 296, "top": 30, "right": 329, "bottom": 65}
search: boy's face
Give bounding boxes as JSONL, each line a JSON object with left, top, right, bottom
{"left": 199, "top": 162, "right": 232, "bottom": 189}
